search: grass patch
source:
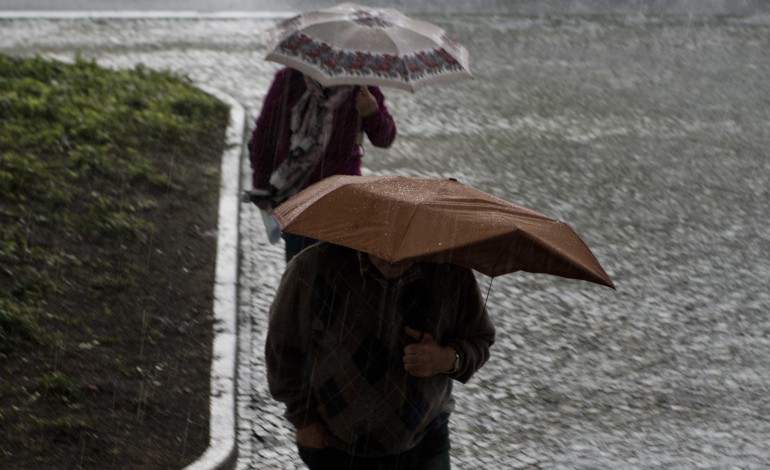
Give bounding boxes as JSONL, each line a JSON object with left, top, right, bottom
{"left": 0, "top": 54, "right": 229, "bottom": 468}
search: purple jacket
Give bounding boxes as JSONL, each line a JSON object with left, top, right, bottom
{"left": 249, "top": 67, "right": 397, "bottom": 191}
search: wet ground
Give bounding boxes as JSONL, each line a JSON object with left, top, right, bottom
{"left": 2, "top": 9, "right": 769, "bottom": 469}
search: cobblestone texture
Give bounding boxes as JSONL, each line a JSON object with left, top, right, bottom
{"left": 2, "top": 12, "right": 769, "bottom": 470}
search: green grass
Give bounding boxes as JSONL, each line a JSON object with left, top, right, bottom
{"left": 1, "top": 53, "right": 225, "bottom": 342}
{"left": 0, "top": 53, "right": 229, "bottom": 468}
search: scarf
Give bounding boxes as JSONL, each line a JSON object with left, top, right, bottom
{"left": 268, "top": 76, "right": 351, "bottom": 202}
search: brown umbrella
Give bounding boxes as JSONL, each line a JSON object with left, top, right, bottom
{"left": 272, "top": 175, "right": 614, "bottom": 288}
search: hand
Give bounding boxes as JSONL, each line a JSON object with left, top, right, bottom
{"left": 403, "top": 326, "right": 456, "bottom": 377}
{"left": 355, "top": 86, "right": 378, "bottom": 117}
{"left": 296, "top": 421, "right": 334, "bottom": 448}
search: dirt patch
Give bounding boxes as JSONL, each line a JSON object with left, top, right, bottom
{"left": 0, "top": 121, "right": 224, "bottom": 469}
{"left": 0, "top": 145, "right": 223, "bottom": 469}
{"left": 0, "top": 55, "right": 229, "bottom": 468}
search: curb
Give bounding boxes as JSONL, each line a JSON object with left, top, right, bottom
{"left": 183, "top": 85, "right": 246, "bottom": 470}
{"left": 0, "top": 11, "right": 293, "bottom": 19}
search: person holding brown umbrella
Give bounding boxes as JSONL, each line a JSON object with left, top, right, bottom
{"left": 265, "top": 241, "right": 495, "bottom": 469}
{"left": 265, "top": 174, "right": 613, "bottom": 468}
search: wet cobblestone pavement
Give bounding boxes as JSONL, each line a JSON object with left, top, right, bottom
{"left": 2, "top": 11, "right": 769, "bottom": 469}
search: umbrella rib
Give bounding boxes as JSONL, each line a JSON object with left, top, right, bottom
{"left": 501, "top": 226, "right": 613, "bottom": 287}
{"left": 392, "top": 204, "right": 421, "bottom": 261}
{"left": 381, "top": 30, "right": 413, "bottom": 86}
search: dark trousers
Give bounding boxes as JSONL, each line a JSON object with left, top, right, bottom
{"left": 282, "top": 232, "right": 318, "bottom": 263}
{"left": 297, "top": 414, "right": 451, "bottom": 470}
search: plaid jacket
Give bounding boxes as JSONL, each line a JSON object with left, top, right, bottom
{"left": 265, "top": 243, "right": 495, "bottom": 457}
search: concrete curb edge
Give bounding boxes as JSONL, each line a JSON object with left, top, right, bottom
{"left": 183, "top": 85, "right": 246, "bottom": 470}
{"left": 0, "top": 11, "right": 294, "bottom": 19}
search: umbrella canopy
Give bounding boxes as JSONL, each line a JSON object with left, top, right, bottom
{"left": 272, "top": 175, "right": 615, "bottom": 288}
{"left": 265, "top": 2, "right": 472, "bottom": 92}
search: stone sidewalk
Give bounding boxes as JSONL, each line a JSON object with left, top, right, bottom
{"left": 2, "top": 10, "right": 770, "bottom": 470}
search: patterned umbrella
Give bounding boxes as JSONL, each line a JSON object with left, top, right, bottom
{"left": 272, "top": 175, "right": 615, "bottom": 288}
{"left": 264, "top": 2, "right": 472, "bottom": 92}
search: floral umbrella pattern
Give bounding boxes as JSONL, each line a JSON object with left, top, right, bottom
{"left": 265, "top": 3, "right": 472, "bottom": 92}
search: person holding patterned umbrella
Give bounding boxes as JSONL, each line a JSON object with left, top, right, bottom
{"left": 247, "top": 3, "right": 474, "bottom": 262}
{"left": 248, "top": 67, "right": 397, "bottom": 261}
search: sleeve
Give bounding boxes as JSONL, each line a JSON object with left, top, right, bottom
{"left": 249, "top": 69, "right": 290, "bottom": 190}
{"left": 264, "top": 258, "right": 322, "bottom": 428}
{"left": 445, "top": 269, "right": 495, "bottom": 384}
{"left": 360, "top": 85, "right": 397, "bottom": 148}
